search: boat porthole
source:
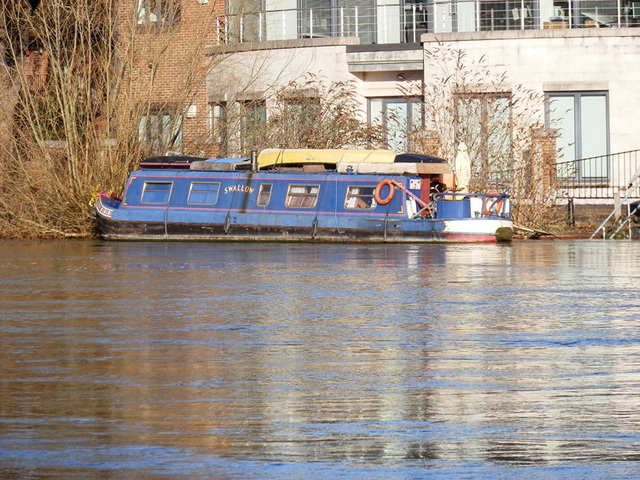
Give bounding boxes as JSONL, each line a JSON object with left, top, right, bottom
{"left": 375, "top": 180, "right": 395, "bottom": 205}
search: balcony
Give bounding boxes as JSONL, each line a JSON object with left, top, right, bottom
{"left": 216, "top": 1, "right": 640, "bottom": 46}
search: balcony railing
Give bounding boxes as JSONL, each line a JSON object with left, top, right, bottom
{"left": 217, "top": 1, "right": 640, "bottom": 46}
{"left": 556, "top": 149, "right": 640, "bottom": 200}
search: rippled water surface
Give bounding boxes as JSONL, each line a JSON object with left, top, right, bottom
{"left": 1, "top": 239, "right": 640, "bottom": 479}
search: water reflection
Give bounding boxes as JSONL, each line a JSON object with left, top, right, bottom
{"left": 1, "top": 240, "right": 640, "bottom": 478}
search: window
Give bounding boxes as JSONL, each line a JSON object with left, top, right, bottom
{"left": 479, "top": 1, "right": 534, "bottom": 31}
{"left": 404, "top": 1, "right": 429, "bottom": 42}
{"left": 138, "top": 107, "right": 183, "bottom": 155}
{"left": 210, "top": 102, "right": 229, "bottom": 156}
{"left": 137, "top": 0, "right": 181, "bottom": 27}
{"left": 547, "top": 92, "right": 609, "bottom": 180}
{"left": 285, "top": 95, "right": 319, "bottom": 119}
{"left": 270, "top": 93, "right": 321, "bottom": 148}
{"left": 285, "top": 184, "right": 320, "bottom": 208}
{"left": 228, "top": 0, "right": 262, "bottom": 42}
{"left": 188, "top": 182, "right": 220, "bottom": 205}
{"left": 299, "top": 0, "right": 375, "bottom": 43}
{"left": 241, "top": 100, "right": 266, "bottom": 155}
{"left": 345, "top": 186, "right": 377, "bottom": 209}
{"left": 257, "top": 184, "right": 273, "bottom": 207}
{"left": 369, "top": 97, "right": 423, "bottom": 153}
{"left": 454, "top": 92, "right": 512, "bottom": 178}
{"left": 141, "top": 182, "right": 172, "bottom": 204}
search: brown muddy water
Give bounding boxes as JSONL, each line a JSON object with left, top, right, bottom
{"left": 1, "top": 240, "right": 640, "bottom": 479}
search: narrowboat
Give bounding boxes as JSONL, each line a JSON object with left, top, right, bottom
{"left": 94, "top": 149, "right": 514, "bottom": 243}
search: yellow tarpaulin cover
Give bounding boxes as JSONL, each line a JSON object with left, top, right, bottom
{"left": 257, "top": 149, "right": 396, "bottom": 168}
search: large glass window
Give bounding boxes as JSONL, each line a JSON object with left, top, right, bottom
{"left": 455, "top": 92, "right": 512, "bottom": 178}
{"left": 403, "top": 1, "right": 429, "bottom": 42}
{"left": 547, "top": 92, "right": 609, "bottom": 180}
{"left": 210, "top": 102, "right": 229, "bottom": 156}
{"left": 138, "top": 107, "right": 183, "bottom": 155}
{"left": 299, "top": 0, "right": 375, "bottom": 43}
{"left": 369, "top": 97, "right": 423, "bottom": 153}
{"left": 137, "top": 0, "right": 181, "bottom": 27}
{"left": 479, "top": 1, "right": 534, "bottom": 31}
{"left": 228, "top": 0, "right": 262, "bottom": 42}
{"left": 241, "top": 100, "right": 267, "bottom": 155}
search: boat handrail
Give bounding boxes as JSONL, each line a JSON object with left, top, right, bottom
{"left": 433, "top": 184, "right": 510, "bottom": 202}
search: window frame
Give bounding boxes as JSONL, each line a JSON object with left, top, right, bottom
{"left": 187, "top": 182, "right": 221, "bottom": 206}
{"left": 209, "top": 102, "right": 229, "bottom": 156}
{"left": 136, "top": 0, "right": 182, "bottom": 29}
{"left": 285, "top": 184, "right": 320, "bottom": 209}
{"left": 344, "top": 185, "right": 378, "bottom": 210}
{"left": 453, "top": 91, "right": 512, "bottom": 175}
{"left": 257, "top": 183, "right": 273, "bottom": 207}
{"left": 141, "top": 181, "right": 173, "bottom": 205}
{"left": 241, "top": 100, "right": 267, "bottom": 155}
{"left": 138, "top": 105, "right": 183, "bottom": 155}
{"left": 546, "top": 90, "right": 610, "bottom": 181}
{"left": 368, "top": 96, "right": 423, "bottom": 153}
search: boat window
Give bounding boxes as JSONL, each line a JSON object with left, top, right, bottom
{"left": 257, "top": 184, "right": 272, "bottom": 207}
{"left": 345, "top": 185, "right": 377, "bottom": 209}
{"left": 141, "top": 181, "right": 172, "bottom": 204}
{"left": 188, "top": 182, "right": 220, "bottom": 205}
{"left": 285, "top": 184, "right": 319, "bottom": 208}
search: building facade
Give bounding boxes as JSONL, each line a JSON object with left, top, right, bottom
{"left": 121, "top": 1, "right": 640, "bottom": 192}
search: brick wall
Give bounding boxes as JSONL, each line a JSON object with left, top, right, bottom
{"left": 532, "top": 127, "right": 558, "bottom": 194}
{"left": 116, "top": 0, "right": 226, "bottom": 156}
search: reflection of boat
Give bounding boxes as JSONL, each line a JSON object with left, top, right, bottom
{"left": 95, "top": 149, "right": 514, "bottom": 243}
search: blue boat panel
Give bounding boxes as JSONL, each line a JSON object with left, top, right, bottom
{"left": 436, "top": 199, "right": 471, "bottom": 219}
{"left": 96, "top": 159, "right": 514, "bottom": 243}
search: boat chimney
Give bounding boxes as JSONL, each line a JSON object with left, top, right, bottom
{"left": 251, "top": 150, "right": 258, "bottom": 171}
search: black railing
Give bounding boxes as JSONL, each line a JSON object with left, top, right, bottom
{"left": 556, "top": 149, "right": 640, "bottom": 200}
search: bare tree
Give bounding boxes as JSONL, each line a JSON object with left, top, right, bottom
{"left": 402, "top": 43, "right": 563, "bottom": 230}
{"left": 0, "top": 0, "right": 226, "bottom": 238}
{"left": 250, "top": 73, "right": 385, "bottom": 152}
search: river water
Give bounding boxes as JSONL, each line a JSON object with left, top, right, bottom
{"left": 1, "top": 239, "right": 640, "bottom": 479}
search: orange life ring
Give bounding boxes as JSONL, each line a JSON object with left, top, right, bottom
{"left": 483, "top": 193, "right": 504, "bottom": 216}
{"left": 374, "top": 179, "right": 395, "bottom": 205}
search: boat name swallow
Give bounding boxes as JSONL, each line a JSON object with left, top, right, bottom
{"left": 224, "top": 184, "right": 255, "bottom": 195}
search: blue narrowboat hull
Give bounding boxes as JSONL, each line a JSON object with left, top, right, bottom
{"left": 95, "top": 162, "right": 514, "bottom": 243}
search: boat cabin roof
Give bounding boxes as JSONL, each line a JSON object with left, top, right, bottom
{"left": 190, "top": 158, "right": 251, "bottom": 171}
{"left": 138, "top": 150, "right": 451, "bottom": 176}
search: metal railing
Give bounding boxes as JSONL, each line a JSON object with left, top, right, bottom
{"left": 218, "top": 1, "right": 640, "bottom": 45}
{"left": 556, "top": 149, "right": 640, "bottom": 200}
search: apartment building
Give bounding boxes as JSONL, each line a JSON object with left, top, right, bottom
{"left": 124, "top": 1, "right": 640, "bottom": 192}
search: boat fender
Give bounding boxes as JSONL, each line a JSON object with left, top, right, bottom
{"left": 483, "top": 194, "right": 503, "bottom": 216}
{"left": 375, "top": 179, "right": 395, "bottom": 205}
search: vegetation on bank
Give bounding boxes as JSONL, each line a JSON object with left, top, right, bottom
{"left": 1, "top": 1, "right": 562, "bottom": 239}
